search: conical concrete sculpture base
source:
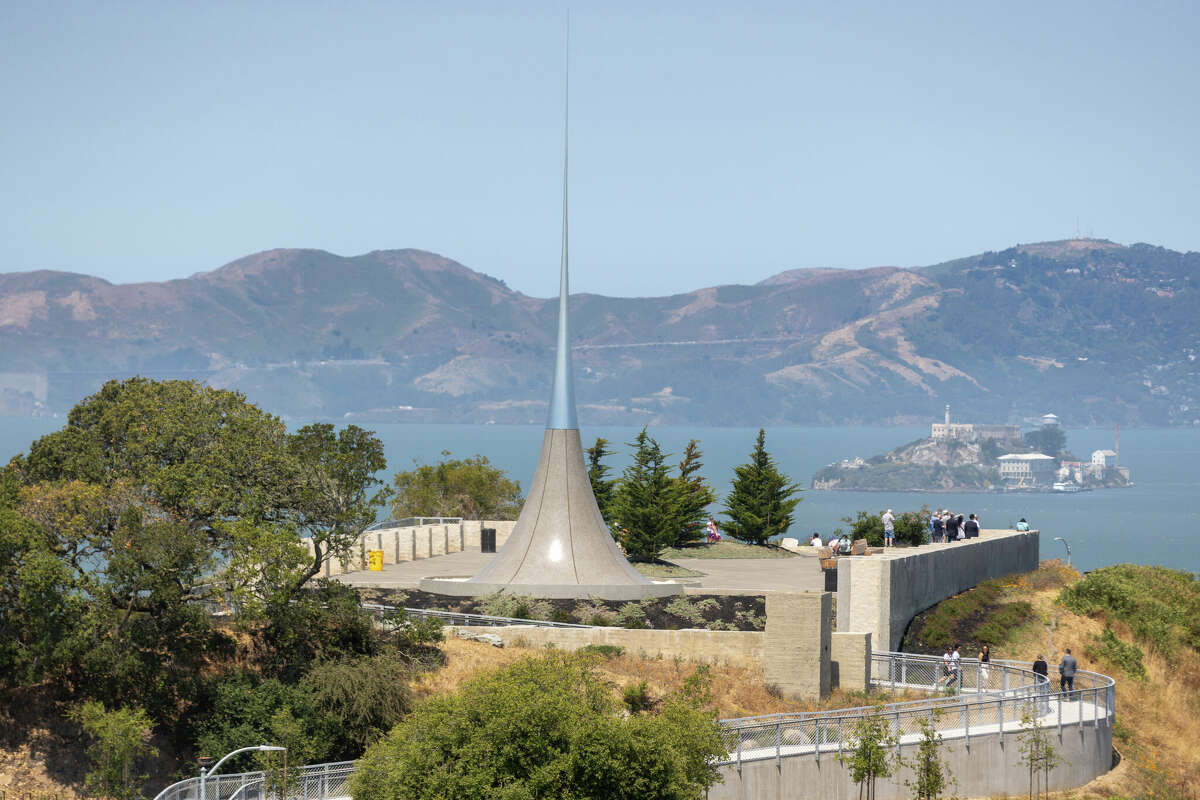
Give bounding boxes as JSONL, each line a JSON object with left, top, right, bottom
{"left": 420, "top": 428, "right": 683, "bottom": 600}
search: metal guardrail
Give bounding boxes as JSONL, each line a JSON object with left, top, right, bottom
{"left": 718, "top": 652, "right": 1115, "bottom": 767}
{"left": 151, "top": 652, "right": 1115, "bottom": 798}
{"left": 153, "top": 761, "right": 355, "bottom": 800}
{"left": 362, "top": 603, "right": 592, "bottom": 629}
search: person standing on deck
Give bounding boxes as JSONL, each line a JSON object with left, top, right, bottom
{"left": 882, "top": 509, "right": 895, "bottom": 547}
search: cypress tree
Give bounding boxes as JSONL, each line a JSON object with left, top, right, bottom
{"left": 722, "top": 428, "right": 801, "bottom": 545}
{"left": 669, "top": 439, "right": 716, "bottom": 547}
{"left": 585, "top": 437, "right": 617, "bottom": 524}
{"left": 609, "top": 429, "right": 675, "bottom": 561}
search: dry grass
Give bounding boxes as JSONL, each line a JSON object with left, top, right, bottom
{"left": 984, "top": 561, "right": 1200, "bottom": 799}
{"left": 430, "top": 637, "right": 925, "bottom": 720}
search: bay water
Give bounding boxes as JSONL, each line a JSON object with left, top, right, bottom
{"left": 3, "top": 417, "right": 1197, "bottom": 574}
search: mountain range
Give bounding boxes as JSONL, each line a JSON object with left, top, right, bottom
{"left": 1, "top": 239, "right": 1197, "bottom": 426}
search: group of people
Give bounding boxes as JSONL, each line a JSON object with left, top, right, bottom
{"left": 929, "top": 510, "right": 981, "bottom": 543}
{"left": 811, "top": 531, "right": 853, "bottom": 554}
{"left": 937, "top": 644, "right": 1081, "bottom": 700}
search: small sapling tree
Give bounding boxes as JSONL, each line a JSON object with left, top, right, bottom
{"left": 1018, "top": 705, "right": 1064, "bottom": 799}
{"left": 838, "top": 709, "right": 897, "bottom": 800}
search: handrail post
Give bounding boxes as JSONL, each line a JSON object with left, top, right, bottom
{"left": 963, "top": 704, "right": 969, "bottom": 745}
{"left": 777, "top": 718, "right": 783, "bottom": 766}
{"left": 1057, "top": 690, "right": 1063, "bottom": 737}
{"left": 813, "top": 719, "right": 819, "bottom": 763}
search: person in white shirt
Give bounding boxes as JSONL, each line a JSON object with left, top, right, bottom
{"left": 939, "top": 646, "right": 953, "bottom": 687}
{"left": 949, "top": 644, "right": 962, "bottom": 689}
{"left": 810, "top": 533, "right": 823, "bottom": 547}
{"left": 882, "top": 509, "right": 895, "bottom": 547}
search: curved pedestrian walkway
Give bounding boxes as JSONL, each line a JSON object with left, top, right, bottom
{"left": 152, "top": 652, "right": 1114, "bottom": 800}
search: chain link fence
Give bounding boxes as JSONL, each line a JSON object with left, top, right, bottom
{"left": 153, "top": 761, "right": 355, "bottom": 800}
{"left": 717, "top": 652, "right": 1114, "bottom": 767}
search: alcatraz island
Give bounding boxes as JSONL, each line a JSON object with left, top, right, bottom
{"left": 811, "top": 405, "right": 1134, "bottom": 492}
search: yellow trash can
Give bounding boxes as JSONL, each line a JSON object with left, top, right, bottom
{"left": 368, "top": 549, "right": 384, "bottom": 571}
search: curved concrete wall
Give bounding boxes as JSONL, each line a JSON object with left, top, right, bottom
{"left": 836, "top": 530, "right": 1040, "bottom": 651}
{"left": 710, "top": 714, "right": 1111, "bottom": 799}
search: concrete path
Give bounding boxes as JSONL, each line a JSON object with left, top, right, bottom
{"left": 333, "top": 549, "right": 824, "bottom": 594}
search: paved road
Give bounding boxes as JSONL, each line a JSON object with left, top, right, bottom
{"left": 334, "top": 549, "right": 824, "bottom": 594}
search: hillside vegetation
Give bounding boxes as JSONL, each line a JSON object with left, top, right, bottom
{"left": 1, "top": 239, "right": 1197, "bottom": 425}
{"left": 904, "top": 561, "right": 1200, "bottom": 798}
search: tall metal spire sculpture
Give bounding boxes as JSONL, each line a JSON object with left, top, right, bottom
{"left": 422, "top": 43, "right": 682, "bottom": 600}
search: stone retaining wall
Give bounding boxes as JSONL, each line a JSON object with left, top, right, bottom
{"left": 447, "top": 624, "right": 764, "bottom": 669}
{"left": 836, "top": 529, "right": 1040, "bottom": 651}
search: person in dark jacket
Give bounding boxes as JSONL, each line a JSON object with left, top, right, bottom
{"left": 945, "top": 512, "right": 961, "bottom": 542}
{"left": 963, "top": 513, "right": 980, "bottom": 539}
{"left": 1032, "top": 654, "right": 1049, "bottom": 679}
{"left": 1059, "top": 648, "right": 1078, "bottom": 698}
{"left": 932, "top": 512, "right": 945, "bottom": 543}
{"left": 1032, "top": 654, "right": 1050, "bottom": 713}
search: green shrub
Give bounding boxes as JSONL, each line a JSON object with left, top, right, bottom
{"left": 578, "top": 644, "right": 625, "bottom": 659}
{"left": 617, "top": 601, "right": 648, "bottom": 629}
{"left": 666, "top": 596, "right": 706, "bottom": 625}
{"left": 1085, "top": 627, "right": 1146, "bottom": 680}
{"left": 479, "top": 592, "right": 552, "bottom": 621}
{"left": 68, "top": 701, "right": 157, "bottom": 800}
{"left": 1059, "top": 565, "right": 1200, "bottom": 663}
{"left": 349, "top": 653, "right": 725, "bottom": 800}
{"left": 623, "top": 681, "right": 655, "bottom": 713}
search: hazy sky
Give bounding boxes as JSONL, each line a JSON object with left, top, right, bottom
{"left": 3, "top": 1, "right": 1198, "bottom": 297}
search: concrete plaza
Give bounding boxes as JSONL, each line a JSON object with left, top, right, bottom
{"left": 333, "top": 549, "right": 825, "bottom": 595}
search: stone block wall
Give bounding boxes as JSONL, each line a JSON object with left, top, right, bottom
{"left": 763, "top": 592, "right": 832, "bottom": 699}
{"left": 830, "top": 631, "right": 871, "bottom": 691}
{"left": 448, "top": 625, "right": 764, "bottom": 669}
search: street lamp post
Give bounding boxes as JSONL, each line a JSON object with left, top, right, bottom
{"left": 1053, "top": 536, "right": 1071, "bottom": 566}
{"left": 199, "top": 745, "right": 286, "bottom": 800}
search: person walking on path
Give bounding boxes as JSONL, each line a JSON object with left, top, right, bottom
{"left": 882, "top": 509, "right": 895, "bottom": 547}
{"left": 1033, "top": 654, "right": 1049, "bottom": 712}
{"left": 938, "top": 646, "right": 953, "bottom": 688}
{"left": 1059, "top": 648, "right": 1078, "bottom": 699}
{"left": 949, "top": 644, "right": 962, "bottom": 690}
{"left": 978, "top": 644, "right": 991, "bottom": 685}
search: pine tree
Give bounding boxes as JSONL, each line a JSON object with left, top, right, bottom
{"left": 609, "top": 429, "right": 675, "bottom": 561}
{"left": 721, "top": 428, "right": 801, "bottom": 545}
{"left": 669, "top": 439, "right": 716, "bottom": 548}
{"left": 585, "top": 437, "right": 617, "bottom": 524}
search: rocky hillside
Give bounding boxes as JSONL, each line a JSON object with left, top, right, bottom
{"left": 1, "top": 239, "right": 1197, "bottom": 425}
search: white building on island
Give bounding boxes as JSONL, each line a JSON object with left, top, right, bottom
{"left": 998, "top": 453, "right": 1057, "bottom": 487}
{"left": 931, "top": 405, "right": 1021, "bottom": 442}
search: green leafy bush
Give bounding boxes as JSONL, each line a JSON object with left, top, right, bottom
{"left": 1059, "top": 565, "right": 1200, "bottom": 663}
{"left": 349, "top": 653, "right": 725, "bottom": 800}
{"left": 623, "top": 681, "right": 655, "bottom": 713}
{"left": 68, "top": 701, "right": 157, "bottom": 800}
{"left": 578, "top": 644, "right": 625, "bottom": 658}
{"left": 1085, "top": 627, "right": 1146, "bottom": 680}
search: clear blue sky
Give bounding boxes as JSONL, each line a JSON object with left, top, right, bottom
{"left": 2, "top": 1, "right": 1197, "bottom": 298}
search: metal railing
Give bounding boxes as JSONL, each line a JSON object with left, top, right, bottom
{"left": 151, "top": 652, "right": 1115, "bottom": 797}
{"left": 153, "top": 761, "right": 355, "bottom": 800}
{"left": 718, "top": 652, "right": 1115, "bottom": 767}
{"left": 362, "top": 603, "right": 592, "bottom": 629}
